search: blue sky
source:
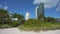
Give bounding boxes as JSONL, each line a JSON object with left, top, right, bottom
{"left": 0, "top": 0, "right": 60, "bottom": 18}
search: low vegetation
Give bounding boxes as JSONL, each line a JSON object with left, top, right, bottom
{"left": 0, "top": 9, "right": 24, "bottom": 28}
{"left": 19, "top": 19, "right": 60, "bottom": 32}
{"left": 0, "top": 9, "right": 60, "bottom": 32}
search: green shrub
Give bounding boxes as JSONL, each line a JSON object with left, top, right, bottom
{"left": 0, "top": 24, "right": 12, "bottom": 29}
{"left": 9, "top": 21, "right": 20, "bottom": 27}
{"left": 19, "top": 19, "right": 60, "bottom": 32}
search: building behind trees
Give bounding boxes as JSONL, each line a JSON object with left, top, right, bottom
{"left": 35, "top": 3, "right": 45, "bottom": 20}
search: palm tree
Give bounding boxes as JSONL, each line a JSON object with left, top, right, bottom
{"left": 0, "top": 9, "right": 9, "bottom": 24}
{"left": 12, "top": 13, "right": 24, "bottom": 23}
{"left": 0, "top": 9, "right": 9, "bottom": 18}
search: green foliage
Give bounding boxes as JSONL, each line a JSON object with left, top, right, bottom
{"left": 9, "top": 21, "right": 20, "bottom": 27}
{"left": 0, "top": 9, "right": 60, "bottom": 32}
{"left": 19, "top": 19, "right": 43, "bottom": 31}
{"left": 0, "top": 24, "right": 12, "bottom": 29}
{"left": 0, "top": 9, "right": 24, "bottom": 28}
{"left": 12, "top": 13, "right": 24, "bottom": 20}
{"left": 44, "top": 17, "right": 56, "bottom": 23}
{"left": 19, "top": 19, "right": 60, "bottom": 32}
{"left": 0, "top": 9, "right": 9, "bottom": 18}
{"left": 38, "top": 14, "right": 45, "bottom": 21}
{"left": 0, "top": 9, "right": 10, "bottom": 24}
{"left": 12, "top": 13, "right": 24, "bottom": 23}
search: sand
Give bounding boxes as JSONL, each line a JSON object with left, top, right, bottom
{"left": 0, "top": 27, "right": 60, "bottom": 34}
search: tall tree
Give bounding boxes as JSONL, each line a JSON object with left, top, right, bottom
{"left": 0, "top": 9, "right": 9, "bottom": 24}
{"left": 12, "top": 13, "right": 24, "bottom": 23}
{"left": 0, "top": 9, "right": 9, "bottom": 18}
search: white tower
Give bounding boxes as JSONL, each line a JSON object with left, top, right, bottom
{"left": 35, "top": 6, "right": 38, "bottom": 19}
{"left": 25, "top": 12, "right": 30, "bottom": 20}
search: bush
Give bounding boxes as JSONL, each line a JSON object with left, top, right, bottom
{"left": 9, "top": 21, "right": 20, "bottom": 27}
{"left": 0, "top": 20, "right": 20, "bottom": 29}
{"left": 19, "top": 19, "right": 60, "bottom": 32}
{"left": 44, "top": 17, "right": 56, "bottom": 23}
{"left": 19, "top": 19, "right": 43, "bottom": 31}
{"left": 0, "top": 24, "right": 12, "bottom": 29}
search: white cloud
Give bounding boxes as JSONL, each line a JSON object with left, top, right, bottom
{"left": 4, "top": 6, "right": 8, "bottom": 10}
{"left": 33, "top": 0, "right": 59, "bottom": 8}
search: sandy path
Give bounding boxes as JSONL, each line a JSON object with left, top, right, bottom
{"left": 0, "top": 28, "right": 60, "bottom": 34}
